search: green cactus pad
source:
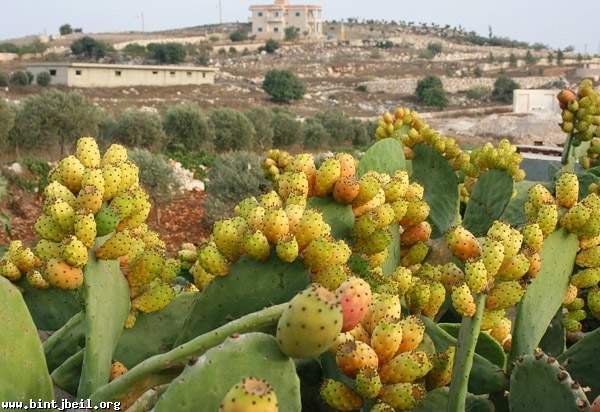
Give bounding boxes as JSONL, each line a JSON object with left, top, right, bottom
{"left": 539, "top": 310, "right": 566, "bottom": 357}
{"left": 382, "top": 223, "right": 402, "bottom": 276}
{"left": 43, "top": 311, "right": 85, "bottom": 372}
{"left": 114, "top": 292, "right": 196, "bottom": 367}
{"left": 500, "top": 181, "right": 537, "bottom": 227}
{"left": 510, "top": 229, "right": 578, "bottom": 364}
{"left": 51, "top": 349, "right": 83, "bottom": 396}
{"left": 154, "top": 333, "right": 301, "bottom": 412}
{"left": 411, "top": 387, "right": 494, "bottom": 412}
{"left": 77, "top": 237, "right": 131, "bottom": 398}
{"left": 558, "top": 328, "right": 600, "bottom": 399}
{"left": 0, "top": 276, "right": 54, "bottom": 403}
{"left": 439, "top": 323, "right": 506, "bottom": 369}
{"left": 509, "top": 351, "right": 590, "bottom": 412}
{"left": 307, "top": 197, "right": 355, "bottom": 241}
{"left": 411, "top": 144, "right": 459, "bottom": 238}
{"left": 357, "top": 137, "right": 406, "bottom": 177}
{"left": 463, "top": 170, "right": 514, "bottom": 236}
{"left": 175, "top": 254, "right": 309, "bottom": 345}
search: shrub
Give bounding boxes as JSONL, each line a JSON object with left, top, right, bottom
{"left": 9, "top": 71, "right": 29, "bottom": 86}
{"left": 351, "top": 119, "right": 374, "bottom": 147}
{"left": 272, "top": 110, "right": 303, "bottom": 147}
{"left": 492, "top": 75, "right": 520, "bottom": 103}
{"left": 0, "top": 43, "right": 19, "bottom": 53}
{"left": 164, "top": 103, "right": 215, "bottom": 151}
{"left": 557, "top": 50, "right": 564, "bottom": 65}
{"left": 466, "top": 86, "right": 491, "bottom": 100}
{"left": 415, "top": 75, "right": 448, "bottom": 109}
{"left": 262, "top": 69, "right": 305, "bottom": 103}
{"left": 229, "top": 47, "right": 237, "bottom": 54}
{"left": 229, "top": 31, "right": 248, "bottom": 42}
{"left": 376, "top": 40, "right": 394, "bottom": 49}
{"left": 196, "top": 51, "right": 211, "bottom": 65}
{"left": 25, "top": 71, "right": 34, "bottom": 84}
{"left": 473, "top": 67, "right": 483, "bottom": 78}
{"left": 260, "top": 39, "right": 280, "bottom": 54}
{"left": 147, "top": 43, "right": 186, "bottom": 64}
{"left": 245, "top": 107, "right": 274, "bottom": 150}
{"left": 509, "top": 53, "right": 518, "bottom": 67}
{"left": 315, "top": 110, "right": 354, "bottom": 145}
{"left": 303, "top": 118, "right": 330, "bottom": 149}
{"left": 113, "top": 110, "right": 167, "bottom": 149}
{"left": 0, "top": 72, "right": 7, "bottom": 87}
{"left": 525, "top": 50, "right": 538, "bottom": 65}
{"left": 355, "top": 84, "right": 368, "bottom": 92}
{"left": 285, "top": 27, "right": 300, "bottom": 41}
{"left": 427, "top": 42, "right": 443, "bottom": 55}
{"left": 128, "top": 148, "right": 180, "bottom": 208}
{"left": 36, "top": 71, "right": 51, "bottom": 86}
{"left": 59, "top": 24, "right": 73, "bottom": 35}
{"left": 70, "top": 36, "right": 110, "bottom": 59}
{"left": 122, "top": 43, "right": 147, "bottom": 58}
{"left": 204, "top": 151, "right": 269, "bottom": 225}
{"left": 209, "top": 108, "right": 256, "bottom": 151}
{"left": 9, "top": 89, "right": 101, "bottom": 153}
{"left": 0, "top": 99, "right": 15, "bottom": 148}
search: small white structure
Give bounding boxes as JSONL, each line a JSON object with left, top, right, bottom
{"left": 575, "top": 63, "right": 600, "bottom": 82}
{"left": 249, "top": 0, "right": 323, "bottom": 40}
{"left": 513, "top": 89, "right": 560, "bottom": 114}
{"left": 26, "top": 62, "right": 217, "bottom": 88}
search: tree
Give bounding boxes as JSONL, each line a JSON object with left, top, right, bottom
{"left": 509, "top": 53, "right": 518, "bottom": 67}
{"left": 245, "top": 107, "right": 274, "bottom": 150}
{"left": 525, "top": 50, "right": 538, "bottom": 65}
{"left": 25, "top": 71, "right": 34, "bottom": 84}
{"left": 70, "top": 36, "right": 109, "bottom": 59}
{"left": 303, "top": 118, "right": 330, "bottom": 149}
{"left": 164, "top": 103, "right": 215, "bottom": 151}
{"left": 557, "top": 50, "right": 564, "bottom": 65}
{"left": 262, "top": 69, "right": 305, "bottom": 103}
{"left": 285, "top": 27, "right": 300, "bottom": 41}
{"left": 122, "top": 43, "right": 147, "bottom": 58}
{"left": 272, "top": 110, "right": 303, "bottom": 147}
{"left": 415, "top": 75, "right": 448, "bottom": 109}
{"left": 351, "top": 119, "right": 374, "bottom": 147}
{"left": 260, "top": 39, "right": 280, "bottom": 54}
{"left": 315, "top": 110, "right": 354, "bottom": 145}
{"left": 229, "top": 31, "right": 248, "bottom": 42}
{"left": 547, "top": 53, "right": 554, "bottom": 64}
{"left": 147, "top": 43, "right": 186, "bottom": 64}
{"left": 36, "top": 71, "right": 52, "bottom": 86}
{"left": 492, "top": 75, "right": 520, "bottom": 103}
{"left": 427, "top": 42, "right": 443, "bottom": 56}
{"left": 113, "top": 110, "right": 167, "bottom": 149}
{"left": 0, "top": 99, "right": 15, "bottom": 148}
{"left": 9, "top": 71, "right": 29, "bottom": 86}
{"left": 59, "top": 24, "right": 73, "bottom": 35}
{"left": 209, "top": 108, "right": 256, "bottom": 151}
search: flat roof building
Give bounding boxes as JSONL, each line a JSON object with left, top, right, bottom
{"left": 249, "top": 0, "right": 322, "bottom": 40}
{"left": 26, "top": 62, "right": 217, "bottom": 88}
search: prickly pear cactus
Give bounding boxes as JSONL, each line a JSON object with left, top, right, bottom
{"left": 356, "top": 138, "right": 406, "bottom": 177}
{"left": 558, "top": 328, "right": 600, "bottom": 399}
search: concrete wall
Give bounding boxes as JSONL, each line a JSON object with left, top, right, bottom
{"left": 27, "top": 65, "right": 69, "bottom": 85}
{"left": 574, "top": 68, "right": 600, "bottom": 81}
{"left": 513, "top": 89, "right": 560, "bottom": 114}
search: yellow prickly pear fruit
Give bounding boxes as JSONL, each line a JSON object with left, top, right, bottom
{"left": 446, "top": 226, "right": 481, "bottom": 261}
{"left": 336, "top": 340, "right": 379, "bottom": 377}
{"left": 379, "top": 351, "right": 433, "bottom": 384}
{"left": 26, "top": 270, "right": 50, "bottom": 289}
{"left": 45, "top": 259, "right": 84, "bottom": 289}
{"left": 35, "top": 239, "right": 62, "bottom": 261}
{"left": 390, "top": 266, "right": 413, "bottom": 296}
{"left": 587, "top": 288, "right": 600, "bottom": 319}
{"left": 355, "top": 367, "right": 382, "bottom": 400}
{"left": 555, "top": 172, "right": 579, "bottom": 208}
{"left": 371, "top": 320, "right": 403, "bottom": 363}
{"left": 278, "top": 171, "right": 309, "bottom": 200}
{"left": 391, "top": 200, "right": 409, "bottom": 222}
{"left": 570, "top": 268, "right": 600, "bottom": 289}
{"left": 74, "top": 210, "right": 97, "bottom": 248}
{"left": 127, "top": 250, "right": 164, "bottom": 287}
{"left": 81, "top": 168, "right": 105, "bottom": 196}
{"left": 336, "top": 152, "right": 356, "bottom": 178}
{"left": 563, "top": 284, "right": 578, "bottom": 305}
{"left": 561, "top": 203, "right": 591, "bottom": 232}
{"left": 212, "top": 218, "right": 247, "bottom": 262}
{"left": 405, "top": 280, "right": 431, "bottom": 314}
{"left": 260, "top": 191, "right": 282, "bottom": 211}
{"left": 198, "top": 242, "right": 229, "bottom": 277}
{"left": 522, "top": 223, "right": 544, "bottom": 253}
{"left": 102, "top": 164, "right": 122, "bottom": 200}
{"left": 246, "top": 205, "right": 266, "bottom": 232}
{"left": 400, "top": 200, "right": 430, "bottom": 226}
{"left": 486, "top": 281, "right": 525, "bottom": 310}
{"left": 0, "top": 259, "right": 22, "bottom": 281}
{"left": 294, "top": 210, "right": 329, "bottom": 250}
{"left": 422, "top": 281, "right": 446, "bottom": 318}
{"left": 243, "top": 230, "right": 271, "bottom": 262}
{"left": 275, "top": 235, "right": 299, "bottom": 263}
{"left": 132, "top": 282, "right": 175, "bottom": 313}
{"left": 285, "top": 203, "right": 304, "bottom": 234}
{"left": 497, "top": 253, "right": 530, "bottom": 281}
{"left": 44, "top": 181, "right": 77, "bottom": 207}
{"left": 263, "top": 209, "right": 290, "bottom": 244}
{"left": 315, "top": 158, "right": 342, "bottom": 197}
{"left": 384, "top": 179, "right": 407, "bottom": 203}
{"left": 35, "top": 214, "right": 65, "bottom": 243}
{"left": 451, "top": 283, "right": 476, "bottom": 317}
{"left": 102, "top": 144, "right": 128, "bottom": 166}
{"left": 62, "top": 236, "right": 89, "bottom": 268}
{"left": 354, "top": 174, "right": 381, "bottom": 206}
{"left": 190, "top": 261, "right": 214, "bottom": 292}
{"left": 440, "top": 262, "right": 465, "bottom": 291}
{"left": 536, "top": 203, "right": 558, "bottom": 237}
{"left": 75, "top": 185, "right": 103, "bottom": 214}
{"left": 95, "top": 230, "right": 133, "bottom": 260}
{"left": 426, "top": 346, "right": 455, "bottom": 390}
{"left": 13, "top": 247, "right": 39, "bottom": 273}
{"left": 362, "top": 293, "right": 401, "bottom": 335}
{"left": 160, "top": 258, "right": 179, "bottom": 282}
{"left": 117, "top": 160, "right": 140, "bottom": 192}
{"left": 465, "top": 260, "right": 489, "bottom": 293}
{"left": 54, "top": 155, "right": 85, "bottom": 193}
{"left": 528, "top": 184, "right": 554, "bottom": 209}
{"left": 312, "top": 265, "right": 347, "bottom": 291}
{"left": 398, "top": 315, "right": 425, "bottom": 353}
{"left": 76, "top": 137, "right": 101, "bottom": 168}
{"left": 219, "top": 377, "right": 278, "bottom": 412}
{"left": 48, "top": 199, "right": 76, "bottom": 232}
{"left": 490, "top": 317, "right": 512, "bottom": 344}
{"left": 320, "top": 379, "right": 363, "bottom": 411}
{"left": 576, "top": 246, "right": 600, "bottom": 267}
{"left": 379, "top": 383, "right": 426, "bottom": 411}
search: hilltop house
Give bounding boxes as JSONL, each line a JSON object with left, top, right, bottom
{"left": 249, "top": 0, "right": 323, "bottom": 40}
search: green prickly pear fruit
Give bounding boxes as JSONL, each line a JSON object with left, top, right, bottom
{"left": 74, "top": 210, "right": 97, "bottom": 248}
{"left": 562, "top": 317, "right": 582, "bottom": 332}
{"left": 400, "top": 200, "right": 430, "bottom": 226}
{"left": 522, "top": 223, "right": 544, "bottom": 253}
{"left": 398, "top": 315, "right": 425, "bottom": 352}
{"left": 160, "top": 258, "right": 179, "bottom": 282}
{"left": 336, "top": 340, "right": 379, "bottom": 377}
{"left": 212, "top": 218, "right": 247, "bottom": 262}
{"left": 95, "top": 230, "right": 133, "bottom": 260}
{"left": 276, "top": 284, "right": 343, "bottom": 358}
{"left": 426, "top": 346, "right": 455, "bottom": 390}
{"left": 422, "top": 281, "right": 446, "bottom": 318}
{"left": 44, "top": 181, "right": 77, "bottom": 207}
{"left": 312, "top": 266, "right": 347, "bottom": 291}
{"left": 26, "top": 270, "right": 50, "bottom": 289}
{"left": 556, "top": 172, "right": 579, "bottom": 208}
{"left": 109, "top": 361, "right": 128, "bottom": 382}
{"left": 379, "top": 351, "right": 433, "bottom": 383}
{"left": 76, "top": 185, "right": 103, "bottom": 214}
{"left": 391, "top": 266, "right": 413, "bottom": 296}
{"left": 219, "top": 377, "right": 278, "bottom": 412}
{"left": 481, "top": 237, "right": 505, "bottom": 279}
{"left": 294, "top": 210, "right": 329, "bottom": 250}
{"left": 275, "top": 236, "right": 299, "bottom": 263}
{"left": 406, "top": 280, "right": 431, "bottom": 313}
{"left": 75, "top": 137, "right": 101, "bottom": 168}
{"left": 303, "top": 238, "right": 335, "bottom": 272}
{"left": 260, "top": 190, "right": 282, "bottom": 210}
{"left": 452, "top": 283, "right": 477, "bottom": 317}
{"left": 353, "top": 213, "right": 377, "bottom": 240}
{"left": 315, "top": 158, "right": 341, "bottom": 197}
{"left": 497, "top": 253, "right": 530, "bottom": 281}
{"left": 528, "top": 184, "right": 554, "bottom": 209}
{"left": 571, "top": 268, "right": 600, "bottom": 288}
{"left": 95, "top": 206, "right": 120, "bottom": 237}
{"left": 486, "top": 281, "right": 525, "bottom": 310}
{"left": 198, "top": 242, "right": 229, "bottom": 277}
{"left": 132, "top": 282, "right": 175, "bottom": 313}
{"left": 576, "top": 246, "right": 600, "bottom": 267}
{"left": 35, "top": 214, "right": 65, "bottom": 242}
{"left": 45, "top": 259, "right": 84, "bottom": 289}
{"left": 243, "top": 230, "right": 271, "bottom": 262}
{"left": 54, "top": 155, "right": 85, "bottom": 192}
{"left": 379, "top": 383, "right": 426, "bottom": 410}
{"left": 62, "top": 236, "right": 88, "bottom": 268}
{"left": 127, "top": 250, "right": 164, "bottom": 287}
{"left": 190, "top": 261, "right": 214, "bottom": 292}
{"left": 320, "top": 379, "right": 363, "bottom": 411}
{"left": 440, "top": 262, "right": 465, "bottom": 291}
{"left": 35, "top": 239, "right": 62, "bottom": 261}
{"left": 354, "top": 174, "right": 382, "bottom": 206}
{"left": 355, "top": 367, "right": 382, "bottom": 399}
{"left": 102, "top": 144, "right": 128, "bottom": 166}
{"left": 371, "top": 320, "right": 403, "bottom": 363}
{"left": 401, "top": 222, "right": 432, "bottom": 246}
{"left": 446, "top": 226, "right": 481, "bottom": 261}
{"left": 384, "top": 178, "right": 407, "bottom": 202}
{"left": 362, "top": 293, "right": 401, "bottom": 334}
{"left": 48, "top": 199, "right": 75, "bottom": 232}
{"left": 587, "top": 288, "right": 600, "bottom": 319}
{"left": 263, "top": 209, "right": 290, "bottom": 244}
{"left": 101, "top": 164, "right": 122, "bottom": 200}
{"left": 566, "top": 297, "right": 585, "bottom": 311}
{"left": 0, "top": 259, "right": 22, "bottom": 281}
{"left": 465, "top": 259, "right": 489, "bottom": 293}
{"left": 536, "top": 203, "right": 558, "bottom": 237}
{"left": 370, "top": 402, "right": 395, "bottom": 412}
{"left": 391, "top": 199, "right": 409, "bottom": 222}
{"left": 401, "top": 241, "right": 429, "bottom": 266}
{"left": 336, "top": 276, "right": 372, "bottom": 332}
{"left": 561, "top": 203, "right": 591, "bottom": 232}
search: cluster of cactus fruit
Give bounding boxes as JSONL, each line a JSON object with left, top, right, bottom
{"left": 558, "top": 79, "right": 600, "bottom": 148}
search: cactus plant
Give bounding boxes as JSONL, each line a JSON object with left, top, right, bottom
{"left": 558, "top": 328, "right": 600, "bottom": 399}
{"left": 43, "top": 311, "right": 85, "bottom": 372}
{"left": 356, "top": 138, "right": 406, "bottom": 177}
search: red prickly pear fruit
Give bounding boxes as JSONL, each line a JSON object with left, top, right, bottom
{"left": 45, "top": 259, "right": 84, "bottom": 290}
{"left": 426, "top": 345, "right": 456, "bottom": 390}
{"left": 336, "top": 276, "right": 372, "bottom": 332}
{"left": 481, "top": 237, "right": 505, "bottom": 280}
{"left": 243, "top": 230, "right": 271, "bottom": 262}
{"left": 379, "top": 383, "right": 426, "bottom": 411}
{"left": 401, "top": 222, "right": 432, "bottom": 246}
{"left": 486, "top": 281, "right": 525, "bottom": 310}
{"left": 379, "top": 351, "right": 433, "bottom": 384}
{"left": 336, "top": 153, "right": 356, "bottom": 178}
{"left": 556, "top": 172, "right": 579, "bottom": 208}
{"left": 446, "top": 226, "right": 481, "bottom": 261}
{"left": 355, "top": 366, "right": 382, "bottom": 399}
{"left": 522, "top": 223, "right": 544, "bottom": 253}
{"left": 451, "top": 283, "right": 476, "bottom": 317}
{"left": 336, "top": 340, "right": 379, "bottom": 378}
{"left": 465, "top": 260, "right": 488, "bottom": 293}
{"left": 109, "top": 361, "right": 128, "bottom": 382}
{"left": 131, "top": 282, "right": 175, "bottom": 313}
{"left": 370, "top": 320, "right": 403, "bottom": 363}
{"left": 219, "top": 377, "right": 279, "bottom": 412}
{"left": 276, "top": 284, "right": 343, "bottom": 358}
{"left": 397, "top": 315, "right": 425, "bottom": 353}
{"left": 320, "top": 379, "right": 363, "bottom": 411}
{"left": 315, "top": 158, "right": 341, "bottom": 197}
{"left": 362, "top": 293, "right": 401, "bottom": 335}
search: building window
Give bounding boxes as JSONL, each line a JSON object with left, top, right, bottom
{"left": 296, "top": 12, "right": 301, "bottom": 16}
{"left": 274, "top": 11, "right": 279, "bottom": 17}
{"left": 202, "top": 72, "right": 206, "bottom": 78}
{"left": 170, "top": 71, "right": 175, "bottom": 77}
{"left": 49, "top": 69, "right": 56, "bottom": 76}
{"left": 152, "top": 71, "right": 158, "bottom": 75}
{"left": 187, "top": 72, "right": 192, "bottom": 77}
{"left": 115, "top": 70, "right": 122, "bottom": 76}
{"left": 258, "top": 27, "right": 263, "bottom": 32}
{"left": 274, "top": 27, "right": 279, "bottom": 32}
{"left": 258, "top": 12, "right": 263, "bottom": 16}
{"left": 75, "top": 70, "right": 82, "bottom": 75}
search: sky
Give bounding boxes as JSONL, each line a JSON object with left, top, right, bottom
{"left": 1, "top": 0, "right": 599, "bottom": 53}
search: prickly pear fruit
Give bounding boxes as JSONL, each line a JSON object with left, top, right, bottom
{"left": 276, "top": 284, "right": 343, "bottom": 358}
{"left": 44, "top": 181, "right": 77, "bottom": 207}
{"left": 490, "top": 317, "right": 512, "bottom": 344}
{"left": 132, "top": 282, "right": 175, "bottom": 313}
{"left": 497, "top": 253, "right": 530, "bottom": 281}
{"left": 320, "top": 379, "right": 362, "bottom": 412}
{"left": 0, "top": 259, "right": 21, "bottom": 281}
{"left": 35, "top": 214, "right": 65, "bottom": 243}
{"left": 379, "top": 383, "right": 426, "bottom": 410}
{"left": 109, "top": 361, "right": 128, "bottom": 382}
{"left": 95, "top": 230, "right": 133, "bottom": 260}
{"left": 275, "top": 236, "right": 299, "bottom": 263}
{"left": 452, "top": 283, "right": 476, "bottom": 317}
{"left": 243, "top": 230, "right": 271, "bottom": 262}
{"left": 336, "top": 340, "right": 379, "bottom": 377}
{"left": 401, "top": 222, "right": 432, "bottom": 247}
{"left": 401, "top": 241, "right": 429, "bottom": 266}
{"left": 81, "top": 168, "right": 105, "bottom": 195}
{"left": 127, "top": 250, "right": 164, "bottom": 287}
{"left": 62, "top": 236, "right": 88, "bottom": 268}
{"left": 522, "top": 223, "right": 544, "bottom": 253}
{"left": 405, "top": 280, "right": 431, "bottom": 313}
{"left": 536, "top": 203, "right": 558, "bottom": 237}
{"left": 333, "top": 177, "right": 359, "bottom": 204}
{"left": 26, "top": 270, "right": 50, "bottom": 289}
{"left": 336, "top": 276, "right": 372, "bottom": 332}
{"left": 76, "top": 185, "right": 103, "bottom": 214}
{"left": 45, "top": 259, "right": 84, "bottom": 289}
{"left": 588, "top": 289, "right": 600, "bottom": 319}
{"left": 398, "top": 316, "right": 425, "bottom": 352}
{"left": 422, "top": 281, "right": 446, "bottom": 318}
{"left": 74, "top": 211, "right": 97, "bottom": 248}
{"left": 440, "top": 262, "right": 465, "bottom": 291}
{"left": 481, "top": 237, "right": 505, "bottom": 279}
{"left": 35, "top": 239, "right": 62, "bottom": 261}
{"left": 54, "top": 155, "right": 85, "bottom": 192}
{"left": 101, "top": 164, "right": 122, "bottom": 200}
{"left": 13, "top": 247, "right": 39, "bottom": 273}
{"left": 400, "top": 200, "right": 430, "bottom": 226}
{"left": 379, "top": 351, "right": 433, "bottom": 383}
{"left": 371, "top": 320, "right": 403, "bottom": 363}
{"left": 486, "top": 281, "right": 525, "bottom": 310}
{"left": 362, "top": 293, "right": 401, "bottom": 334}
{"left": 102, "top": 144, "right": 128, "bottom": 166}
{"left": 294, "top": 210, "right": 328, "bottom": 249}
{"left": 561, "top": 203, "right": 591, "bottom": 232}
{"left": 576, "top": 246, "right": 600, "bottom": 267}
{"left": 465, "top": 260, "right": 489, "bottom": 293}
{"left": 355, "top": 367, "right": 382, "bottom": 399}
{"left": 48, "top": 199, "right": 75, "bottom": 232}
{"left": 263, "top": 209, "right": 289, "bottom": 244}
{"left": 370, "top": 402, "right": 395, "bottom": 412}
{"left": 95, "top": 206, "right": 120, "bottom": 236}
{"left": 390, "top": 266, "right": 413, "bottom": 295}
{"left": 219, "top": 377, "right": 278, "bottom": 412}
{"left": 426, "top": 346, "right": 455, "bottom": 390}
{"left": 571, "top": 268, "right": 600, "bottom": 288}
{"left": 160, "top": 258, "right": 179, "bottom": 282}
{"left": 556, "top": 172, "right": 579, "bottom": 208}
{"left": 446, "top": 226, "right": 481, "bottom": 261}
{"left": 312, "top": 266, "right": 347, "bottom": 291}
{"left": 117, "top": 160, "right": 139, "bottom": 192}
{"left": 213, "top": 218, "right": 247, "bottom": 262}
{"left": 528, "top": 184, "right": 554, "bottom": 209}
{"left": 354, "top": 174, "right": 381, "bottom": 206}
{"left": 260, "top": 191, "right": 282, "bottom": 211}
{"left": 198, "top": 242, "right": 230, "bottom": 277}
{"left": 190, "top": 261, "right": 214, "bottom": 292}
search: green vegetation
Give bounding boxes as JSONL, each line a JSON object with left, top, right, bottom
{"left": 229, "top": 31, "right": 248, "bottom": 42}
{"left": 260, "top": 39, "right": 280, "bottom": 54}
{"left": 9, "top": 71, "right": 29, "bottom": 86}
{"left": 492, "top": 75, "right": 520, "bottom": 103}
{"left": 0, "top": 99, "right": 15, "bottom": 148}
{"left": 164, "top": 104, "right": 215, "bottom": 151}
{"left": 209, "top": 108, "right": 256, "bottom": 151}
{"left": 122, "top": 43, "right": 147, "bottom": 58}
{"left": 284, "top": 27, "right": 300, "bottom": 41}
{"left": 302, "top": 118, "right": 330, "bottom": 149}
{"left": 113, "top": 110, "right": 167, "bottom": 149}
{"left": 416, "top": 75, "right": 448, "bottom": 109}
{"left": 147, "top": 43, "right": 186, "bottom": 64}
{"left": 128, "top": 148, "right": 181, "bottom": 207}
{"left": 59, "top": 24, "right": 73, "bottom": 35}
{"left": 245, "top": 107, "right": 274, "bottom": 150}
{"left": 272, "top": 110, "right": 303, "bottom": 147}
{"left": 70, "top": 36, "right": 110, "bottom": 59}
{"left": 466, "top": 86, "right": 491, "bottom": 100}
{"left": 0, "top": 72, "right": 8, "bottom": 87}
{"left": 36, "top": 72, "right": 52, "bottom": 87}
{"left": 262, "top": 69, "right": 305, "bottom": 103}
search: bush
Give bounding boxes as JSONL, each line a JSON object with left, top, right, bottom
{"left": 272, "top": 110, "right": 303, "bottom": 147}
{"left": 260, "top": 39, "right": 280, "bottom": 54}
{"left": 245, "top": 107, "right": 274, "bottom": 150}
{"left": 164, "top": 103, "right": 215, "bottom": 151}
{"left": 415, "top": 75, "right": 448, "bottom": 109}
{"left": 36, "top": 71, "right": 51, "bottom": 86}
{"left": 466, "top": 86, "right": 491, "bottom": 100}
{"left": 128, "top": 148, "right": 180, "bottom": 207}
{"left": 204, "top": 151, "right": 269, "bottom": 225}
{"left": 70, "top": 36, "right": 109, "bottom": 59}
{"left": 427, "top": 42, "right": 443, "bottom": 55}
{"left": 473, "top": 67, "right": 483, "bottom": 78}
{"left": 0, "top": 72, "right": 7, "bottom": 87}
{"left": 25, "top": 71, "right": 34, "bottom": 84}
{"left": 147, "top": 43, "right": 186, "bottom": 64}
{"left": 229, "top": 31, "right": 248, "bottom": 42}
{"left": 166, "top": 146, "right": 215, "bottom": 179}
{"left": 0, "top": 43, "right": 19, "bottom": 53}
{"left": 9, "top": 89, "right": 101, "bottom": 153}
{"left": 351, "top": 119, "right": 374, "bottom": 147}
{"left": 122, "top": 43, "right": 147, "bottom": 58}
{"left": 285, "top": 27, "right": 300, "bottom": 41}
{"left": 0, "top": 99, "right": 15, "bottom": 148}
{"left": 509, "top": 53, "right": 518, "bottom": 67}
{"left": 262, "top": 69, "right": 305, "bottom": 103}
{"left": 376, "top": 40, "right": 394, "bottom": 49}
{"left": 209, "top": 108, "right": 256, "bottom": 151}
{"left": 525, "top": 50, "right": 538, "bottom": 65}
{"left": 315, "top": 110, "right": 354, "bottom": 145}
{"left": 9, "top": 71, "right": 29, "bottom": 86}
{"left": 303, "top": 118, "right": 330, "bottom": 149}
{"left": 492, "top": 75, "right": 520, "bottom": 103}
{"left": 59, "top": 24, "right": 73, "bottom": 35}
{"left": 113, "top": 110, "right": 167, "bottom": 149}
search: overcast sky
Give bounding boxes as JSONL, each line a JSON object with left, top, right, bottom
{"left": 2, "top": 0, "right": 599, "bottom": 52}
